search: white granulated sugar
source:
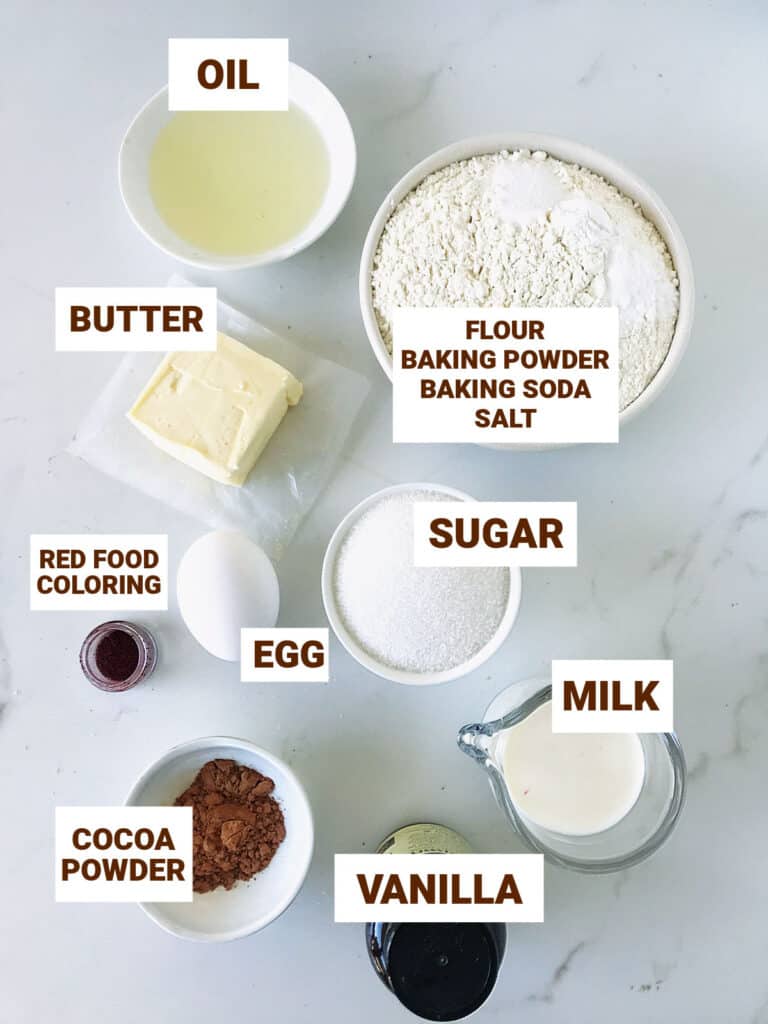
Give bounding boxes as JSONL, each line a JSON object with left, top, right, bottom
{"left": 333, "top": 490, "right": 510, "bottom": 674}
{"left": 371, "top": 150, "right": 680, "bottom": 410}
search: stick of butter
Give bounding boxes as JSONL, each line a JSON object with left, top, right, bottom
{"left": 127, "top": 332, "right": 303, "bottom": 486}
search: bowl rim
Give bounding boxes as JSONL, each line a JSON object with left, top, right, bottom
{"left": 124, "top": 735, "right": 315, "bottom": 942}
{"left": 358, "top": 131, "right": 695, "bottom": 445}
{"left": 118, "top": 63, "right": 357, "bottom": 271}
{"left": 321, "top": 481, "right": 523, "bottom": 685}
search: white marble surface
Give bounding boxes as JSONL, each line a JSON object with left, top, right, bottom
{"left": 2, "top": 1, "right": 767, "bottom": 1020}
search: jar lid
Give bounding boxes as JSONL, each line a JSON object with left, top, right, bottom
{"left": 387, "top": 923, "right": 500, "bottom": 1021}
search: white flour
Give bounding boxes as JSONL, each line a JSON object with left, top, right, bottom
{"left": 371, "top": 150, "right": 679, "bottom": 410}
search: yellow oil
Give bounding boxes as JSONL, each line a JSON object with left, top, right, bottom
{"left": 149, "top": 106, "right": 330, "bottom": 256}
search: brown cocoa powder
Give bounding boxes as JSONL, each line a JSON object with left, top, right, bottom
{"left": 175, "top": 758, "right": 286, "bottom": 894}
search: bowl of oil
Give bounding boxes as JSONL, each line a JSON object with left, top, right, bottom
{"left": 119, "top": 64, "right": 356, "bottom": 270}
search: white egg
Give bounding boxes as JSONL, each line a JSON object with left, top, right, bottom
{"left": 177, "top": 530, "right": 280, "bottom": 661}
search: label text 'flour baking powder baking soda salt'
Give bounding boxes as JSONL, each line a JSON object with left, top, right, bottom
{"left": 393, "top": 307, "right": 619, "bottom": 445}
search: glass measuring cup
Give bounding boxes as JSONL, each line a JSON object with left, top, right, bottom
{"left": 457, "top": 679, "right": 686, "bottom": 873}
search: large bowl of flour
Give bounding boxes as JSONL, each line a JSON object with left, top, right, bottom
{"left": 359, "top": 133, "right": 693, "bottom": 447}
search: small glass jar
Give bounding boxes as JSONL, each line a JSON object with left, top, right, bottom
{"left": 365, "top": 824, "right": 506, "bottom": 1021}
{"left": 79, "top": 620, "right": 157, "bottom": 692}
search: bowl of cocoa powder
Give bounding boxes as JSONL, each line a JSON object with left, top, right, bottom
{"left": 125, "top": 736, "right": 314, "bottom": 941}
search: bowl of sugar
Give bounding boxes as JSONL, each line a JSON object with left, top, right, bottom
{"left": 321, "top": 482, "right": 522, "bottom": 685}
{"left": 359, "top": 133, "right": 694, "bottom": 442}
{"left": 119, "top": 64, "right": 356, "bottom": 270}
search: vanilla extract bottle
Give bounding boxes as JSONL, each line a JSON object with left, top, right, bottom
{"left": 365, "top": 824, "right": 506, "bottom": 1021}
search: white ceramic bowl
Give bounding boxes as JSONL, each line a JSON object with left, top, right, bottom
{"left": 359, "top": 133, "right": 694, "bottom": 444}
{"left": 124, "top": 736, "right": 314, "bottom": 942}
{"left": 119, "top": 64, "right": 356, "bottom": 270}
{"left": 321, "top": 482, "right": 523, "bottom": 685}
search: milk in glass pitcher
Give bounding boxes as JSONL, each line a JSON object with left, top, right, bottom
{"left": 458, "top": 678, "right": 686, "bottom": 873}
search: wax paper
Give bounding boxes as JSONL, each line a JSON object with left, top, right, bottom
{"left": 69, "top": 285, "right": 370, "bottom": 559}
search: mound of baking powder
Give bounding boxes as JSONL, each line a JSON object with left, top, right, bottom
{"left": 371, "top": 150, "right": 679, "bottom": 410}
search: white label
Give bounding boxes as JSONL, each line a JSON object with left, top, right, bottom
{"left": 168, "top": 38, "right": 289, "bottom": 111}
{"left": 240, "top": 628, "right": 329, "bottom": 682}
{"left": 551, "top": 659, "right": 674, "bottom": 733}
{"left": 30, "top": 535, "right": 168, "bottom": 611}
{"left": 334, "top": 854, "right": 544, "bottom": 923}
{"left": 413, "top": 501, "right": 577, "bottom": 567}
{"left": 393, "top": 307, "right": 619, "bottom": 445}
{"left": 55, "top": 807, "right": 193, "bottom": 903}
{"left": 55, "top": 287, "right": 217, "bottom": 352}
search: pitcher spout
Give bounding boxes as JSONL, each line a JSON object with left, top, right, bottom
{"left": 457, "top": 721, "right": 495, "bottom": 765}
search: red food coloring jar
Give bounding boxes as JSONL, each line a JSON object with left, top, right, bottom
{"left": 79, "top": 620, "right": 157, "bottom": 692}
